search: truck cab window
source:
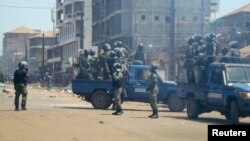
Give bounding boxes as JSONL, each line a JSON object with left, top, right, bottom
{"left": 135, "top": 69, "right": 149, "bottom": 80}
{"left": 211, "top": 68, "right": 223, "bottom": 85}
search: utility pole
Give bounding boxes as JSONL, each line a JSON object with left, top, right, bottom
{"left": 42, "top": 32, "right": 45, "bottom": 77}
{"left": 51, "top": 8, "right": 56, "bottom": 79}
{"left": 25, "top": 43, "right": 28, "bottom": 62}
{"left": 169, "top": 0, "right": 176, "bottom": 81}
{"left": 78, "top": 8, "right": 84, "bottom": 50}
{"left": 201, "top": 0, "right": 205, "bottom": 34}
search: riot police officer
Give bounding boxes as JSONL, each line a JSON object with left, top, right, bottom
{"left": 77, "top": 49, "right": 93, "bottom": 80}
{"left": 220, "top": 46, "right": 230, "bottom": 63}
{"left": 205, "top": 33, "right": 217, "bottom": 66}
{"left": 14, "top": 61, "right": 29, "bottom": 111}
{"left": 146, "top": 64, "right": 159, "bottom": 118}
{"left": 99, "top": 43, "right": 111, "bottom": 80}
{"left": 112, "top": 63, "right": 124, "bottom": 115}
{"left": 185, "top": 36, "right": 196, "bottom": 83}
{"left": 228, "top": 41, "right": 240, "bottom": 63}
{"left": 133, "top": 43, "right": 145, "bottom": 65}
{"left": 113, "top": 41, "right": 128, "bottom": 58}
{"left": 89, "top": 49, "right": 98, "bottom": 80}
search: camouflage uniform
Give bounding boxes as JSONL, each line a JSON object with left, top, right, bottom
{"left": 133, "top": 43, "right": 145, "bottom": 65}
{"left": 14, "top": 61, "right": 29, "bottom": 111}
{"left": 77, "top": 50, "right": 93, "bottom": 80}
{"left": 220, "top": 47, "right": 229, "bottom": 63}
{"left": 205, "top": 33, "right": 218, "bottom": 66}
{"left": 89, "top": 50, "right": 98, "bottom": 80}
{"left": 112, "top": 63, "right": 124, "bottom": 115}
{"left": 228, "top": 41, "right": 240, "bottom": 63}
{"left": 185, "top": 36, "right": 196, "bottom": 83}
{"left": 99, "top": 44, "right": 111, "bottom": 80}
{"left": 147, "top": 64, "right": 159, "bottom": 118}
{"left": 113, "top": 41, "right": 128, "bottom": 59}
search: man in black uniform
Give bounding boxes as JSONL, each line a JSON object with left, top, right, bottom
{"left": 14, "top": 61, "right": 29, "bottom": 111}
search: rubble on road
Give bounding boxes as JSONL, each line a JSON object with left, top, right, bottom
{"left": 2, "top": 89, "right": 12, "bottom": 94}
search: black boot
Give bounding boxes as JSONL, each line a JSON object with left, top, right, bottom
{"left": 14, "top": 98, "right": 19, "bottom": 111}
{"left": 148, "top": 113, "right": 154, "bottom": 118}
{"left": 15, "top": 107, "right": 19, "bottom": 111}
{"left": 112, "top": 109, "right": 123, "bottom": 115}
{"left": 21, "top": 97, "right": 27, "bottom": 111}
{"left": 149, "top": 110, "right": 158, "bottom": 119}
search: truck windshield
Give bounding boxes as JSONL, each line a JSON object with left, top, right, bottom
{"left": 226, "top": 67, "right": 250, "bottom": 83}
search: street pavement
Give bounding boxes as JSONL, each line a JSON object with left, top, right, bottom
{"left": 0, "top": 84, "right": 249, "bottom": 141}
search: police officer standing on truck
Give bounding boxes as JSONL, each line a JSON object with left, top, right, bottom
{"left": 112, "top": 63, "right": 124, "bottom": 115}
{"left": 14, "top": 61, "right": 29, "bottom": 111}
{"left": 146, "top": 64, "right": 159, "bottom": 118}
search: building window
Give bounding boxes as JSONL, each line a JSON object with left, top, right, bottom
{"left": 193, "top": 17, "right": 197, "bottom": 21}
{"left": 181, "top": 17, "right": 185, "bottom": 21}
{"left": 165, "top": 16, "right": 170, "bottom": 22}
{"left": 141, "top": 15, "right": 146, "bottom": 20}
{"left": 155, "top": 16, "right": 159, "bottom": 21}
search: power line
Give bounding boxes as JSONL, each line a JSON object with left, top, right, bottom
{"left": 0, "top": 0, "right": 52, "bottom": 5}
{"left": 0, "top": 4, "right": 51, "bottom": 9}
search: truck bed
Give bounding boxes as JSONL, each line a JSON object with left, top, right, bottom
{"left": 72, "top": 79, "right": 113, "bottom": 95}
{"left": 177, "top": 83, "right": 207, "bottom": 101}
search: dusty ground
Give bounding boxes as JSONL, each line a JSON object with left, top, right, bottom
{"left": 0, "top": 84, "right": 249, "bottom": 141}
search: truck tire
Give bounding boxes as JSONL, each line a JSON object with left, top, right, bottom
{"left": 229, "top": 101, "right": 239, "bottom": 124}
{"left": 91, "top": 91, "right": 111, "bottom": 109}
{"left": 167, "top": 94, "right": 186, "bottom": 112}
{"left": 187, "top": 97, "right": 200, "bottom": 119}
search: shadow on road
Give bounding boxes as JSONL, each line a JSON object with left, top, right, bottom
{"left": 54, "top": 105, "right": 172, "bottom": 112}
{"left": 0, "top": 109, "right": 16, "bottom": 112}
{"left": 54, "top": 106, "right": 101, "bottom": 111}
{"left": 164, "top": 115, "right": 250, "bottom": 125}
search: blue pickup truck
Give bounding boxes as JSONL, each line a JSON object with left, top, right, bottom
{"left": 177, "top": 62, "right": 250, "bottom": 124}
{"left": 72, "top": 65, "right": 185, "bottom": 112}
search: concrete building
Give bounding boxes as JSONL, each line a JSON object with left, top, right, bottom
{"left": 210, "top": 3, "right": 250, "bottom": 47}
{"left": 28, "top": 31, "right": 57, "bottom": 76}
{"left": 2, "top": 26, "right": 40, "bottom": 75}
{"left": 92, "top": 0, "right": 218, "bottom": 80}
{"left": 55, "top": 0, "right": 93, "bottom": 73}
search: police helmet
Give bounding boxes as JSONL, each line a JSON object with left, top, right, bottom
{"left": 114, "top": 41, "right": 123, "bottom": 48}
{"left": 19, "top": 61, "right": 28, "bottom": 68}
{"left": 209, "top": 33, "right": 216, "bottom": 40}
{"left": 138, "top": 43, "right": 144, "bottom": 50}
{"left": 114, "top": 63, "right": 122, "bottom": 72}
{"left": 83, "top": 49, "right": 89, "bottom": 56}
{"left": 102, "top": 43, "right": 111, "bottom": 51}
{"left": 89, "top": 49, "right": 96, "bottom": 56}
{"left": 109, "top": 51, "right": 116, "bottom": 58}
{"left": 229, "top": 41, "right": 239, "bottom": 49}
{"left": 187, "top": 36, "right": 194, "bottom": 45}
{"left": 194, "top": 34, "right": 203, "bottom": 42}
{"left": 149, "top": 64, "right": 157, "bottom": 72}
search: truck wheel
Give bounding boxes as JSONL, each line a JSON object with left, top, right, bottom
{"left": 91, "top": 91, "right": 111, "bottom": 109}
{"left": 167, "top": 94, "right": 186, "bottom": 112}
{"left": 187, "top": 97, "right": 200, "bottom": 119}
{"left": 229, "top": 101, "right": 239, "bottom": 124}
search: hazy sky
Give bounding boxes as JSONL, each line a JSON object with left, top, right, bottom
{"left": 0, "top": 0, "right": 250, "bottom": 55}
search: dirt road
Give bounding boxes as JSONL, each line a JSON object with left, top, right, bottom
{"left": 0, "top": 84, "right": 249, "bottom": 141}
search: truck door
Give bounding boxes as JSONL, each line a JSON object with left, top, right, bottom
{"left": 207, "top": 67, "right": 225, "bottom": 107}
{"left": 128, "top": 67, "right": 149, "bottom": 100}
